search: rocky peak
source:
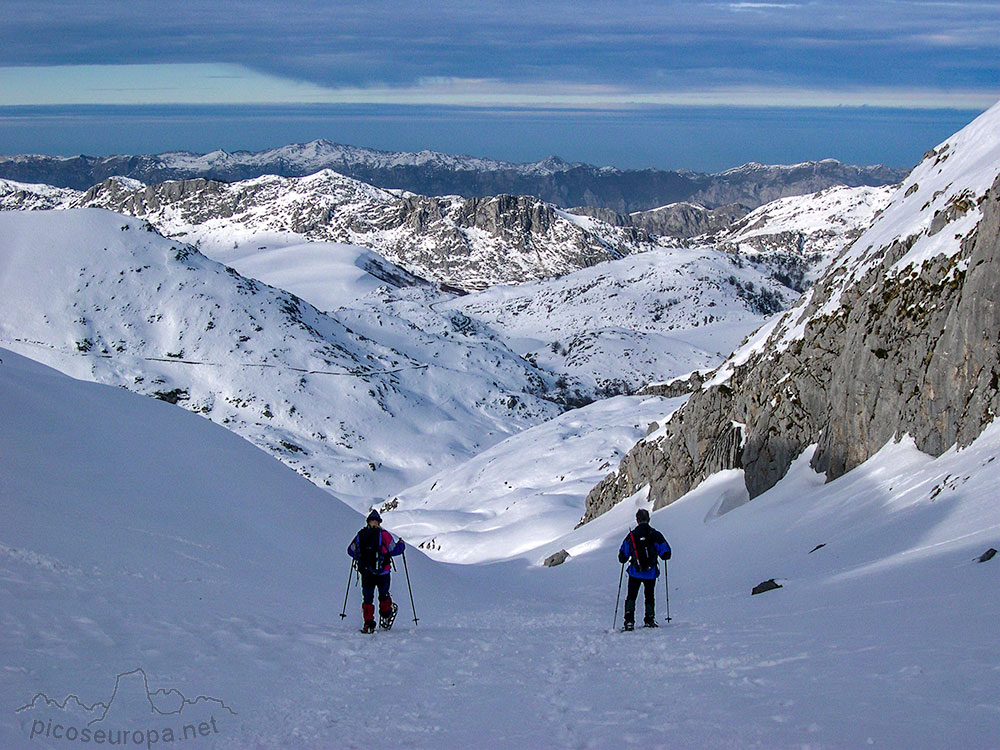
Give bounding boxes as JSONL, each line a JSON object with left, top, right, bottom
{"left": 74, "top": 171, "right": 652, "bottom": 291}
{"left": 581, "top": 101, "right": 1000, "bottom": 525}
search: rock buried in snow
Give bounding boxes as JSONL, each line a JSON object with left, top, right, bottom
{"left": 978, "top": 548, "right": 997, "bottom": 563}
{"left": 752, "top": 579, "right": 783, "bottom": 595}
{"left": 543, "top": 549, "right": 570, "bottom": 567}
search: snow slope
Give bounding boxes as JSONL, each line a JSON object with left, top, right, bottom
{"left": 0, "top": 209, "right": 562, "bottom": 507}
{"left": 447, "top": 244, "right": 791, "bottom": 394}
{"left": 4, "top": 346, "right": 999, "bottom": 749}
{"left": 380, "top": 394, "right": 688, "bottom": 564}
{"left": 208, "top": 232, "right": 794, "bottom": 398}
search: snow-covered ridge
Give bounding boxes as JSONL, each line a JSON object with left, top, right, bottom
{"left": 72, "top": 170, "right": 655, "bottom": 291}
{"left": 0, "top": 178, "right": 79, "bottom": 210}
{"left": 0, "top": 142, "right": 908, "bottom": 211}
{"left": 0, "top": 209, "right": 566, "bottom": 506}
{"left": 714, "top": 184, "right": 895, "bottom": 290}
{"left": 154, "top": 140, "right": 587, "bottom": 176}
{"left": 718, "top": 99, "right": 1000, "bottom": 375}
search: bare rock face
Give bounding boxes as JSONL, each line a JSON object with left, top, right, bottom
{"left": 568, "top": 203, "right": 751, "bottom": 239}
{"left": 582, "top": 104, "right": 1000, "bottom": 526}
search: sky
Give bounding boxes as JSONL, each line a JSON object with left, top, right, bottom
{"left": 0, "top": 0, "right": 997, "bottom": 171}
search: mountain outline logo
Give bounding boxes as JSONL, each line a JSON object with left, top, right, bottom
{"left": 15, "top": 667, "right": 236, "bottom": 726}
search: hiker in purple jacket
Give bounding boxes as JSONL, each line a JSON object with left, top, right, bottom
{"left": 348, "top": 510, "right": 405, "bottom": 633}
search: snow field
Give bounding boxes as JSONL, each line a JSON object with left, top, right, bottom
{"left": 3, "top": 348, "right": 999, "bottom": 748}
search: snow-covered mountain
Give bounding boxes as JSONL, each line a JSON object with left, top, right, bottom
{"left": 74, "top": 171, "right": 653, "bottom": 291}
{"left": 446, "top": 244, "right": 791, "bottom": 394}
{"left": 0, "top": 178, "right": 78, "bottom": 211}
{"left": 1, "top": 168, "right": 890, "bottom": 298}
{"left": 0, "top": 169, "right": 890, "bottom": 409}
{"left": 714, "top": 184, "right": 895, "bottom": 291}
{"left": 584, "top": 99, "right": 1000, "bottom": 524}
{"left": 0, "top": 141, "right": 907, "bottom": 211}
{"left": 0, "top": 209, "right": 567, "bottom": 507}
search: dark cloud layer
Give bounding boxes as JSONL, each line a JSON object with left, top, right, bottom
{"left": 2, "top": 1, "right": 998, "bottom": 92}
{"left": 1, "top": 2, "right": 995, "bottom": 166}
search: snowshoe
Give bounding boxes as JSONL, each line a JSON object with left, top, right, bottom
{"left": 622, "top": 621, "right": 634, "bottom": 632}
{"left": 379, "top": 602, "right": 398, "bottom": 630}
{"left": 643, "top": 619, "right": 659, "bottom": 628}
{"left": 361, "top": 620, "right": 376, "bottom": 634}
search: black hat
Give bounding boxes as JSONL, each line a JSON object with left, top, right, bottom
{"left": 367, "top": 510, "right": 382, "bottom": 523}
{"left": 635, "top": 508, "right": 650, "bottom": 523}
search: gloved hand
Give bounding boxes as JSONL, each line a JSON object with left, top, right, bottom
{"left": 618, "top": 551, "right": 628, "bottom": 564}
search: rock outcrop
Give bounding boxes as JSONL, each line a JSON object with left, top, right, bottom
{"left": 581, "top": 102, "right": 1000, "bottom": 525}
{"left": 568, "top": 202, "right": 750, "bottom": 239}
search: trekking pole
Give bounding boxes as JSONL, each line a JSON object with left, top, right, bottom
{"left": 612, "top": 560, "right": 625, "bottom": 630}
{"left": 339, "top": 560, "right": 355, "bottom": 619}
{"left": 663, "top": 560, "right": 672, "bottom": 623}
{"left": 401, "top": 548, "right": 419, "bottom": 626}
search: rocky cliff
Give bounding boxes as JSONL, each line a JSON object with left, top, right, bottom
{"left": 568, "top": 202, "right": 750, "bottom": 239}
{"left": 581, "top": 102, "right": 1000, "bottom": 525}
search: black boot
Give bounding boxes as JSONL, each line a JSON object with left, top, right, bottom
{"left": 623, "top": 598, "right": 637, "bottom": 631}
{"left": 644, "top": 595, "right": 656, "bottom": 628}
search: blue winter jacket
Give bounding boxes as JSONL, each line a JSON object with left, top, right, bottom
{"left": 618, "top": 523, "right": 671, "bottom": 579}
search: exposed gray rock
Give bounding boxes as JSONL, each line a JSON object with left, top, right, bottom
{"left": 543, "top": 549, "right": 570, "bottom": 567}
{"left": 978, "top": 548, "right": 997, "bottom": 563}
{"left": 580, "top": 117, "right": 1000, "bottom": 527}
{"left": 751, "top": 579, "right": 783, "bottom": 595}
{"left": 568, "top": 202, "right": 750, "bottom": 239}
{"left": 638, "top": 371, "right": 706, "bottom": 399}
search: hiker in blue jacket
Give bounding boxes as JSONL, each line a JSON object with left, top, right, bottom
{"left": 618, "top": 508, "right": 671, "bottom": 630}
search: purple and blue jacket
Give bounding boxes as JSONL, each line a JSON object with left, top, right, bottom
{"left": 348, "top": 528, "right": 405, "bottom": 575}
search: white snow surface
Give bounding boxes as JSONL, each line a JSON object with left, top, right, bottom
{"left": 3, "top": 346, "right": 999, "bottom": 749}
{"left": 382, "top": 394, "right": 688, "bottom": 564}
{"left": 443, "top": 244, "right": 793, "bottom": 393}
{"left": 0, "top": 209, "right": 563, "bottom": 508}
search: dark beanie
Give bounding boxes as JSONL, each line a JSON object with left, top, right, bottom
{"left": 367, "top": 510, "right": 382, "bottom": 523}
{"left": 635, "top": 508, "right": 650, "bottom": 523}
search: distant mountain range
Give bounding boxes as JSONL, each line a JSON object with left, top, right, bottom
{"left": 0, "top": 140, "right": 908, "bottom": 211}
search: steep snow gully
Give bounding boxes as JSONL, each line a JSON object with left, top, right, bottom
{"left": 2, "top": 349, "right": 999, "bottom": 748}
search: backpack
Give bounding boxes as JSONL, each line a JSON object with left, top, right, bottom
{"left": 355, "top": 526, "right": 386, "bottom": 574}
{"left": 629, "top": 528, "right": 658, "bottom": 572}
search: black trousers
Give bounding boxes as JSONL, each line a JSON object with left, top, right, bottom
{"left": 624, "top": 576, "right": 656, "bottom": 623}
{"left": 361, "top": 572, "right": 391, "bottom": 605}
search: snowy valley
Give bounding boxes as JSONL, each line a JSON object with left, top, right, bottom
{"left": 3, "top": 104, "right": 1000, "bottom": 749}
